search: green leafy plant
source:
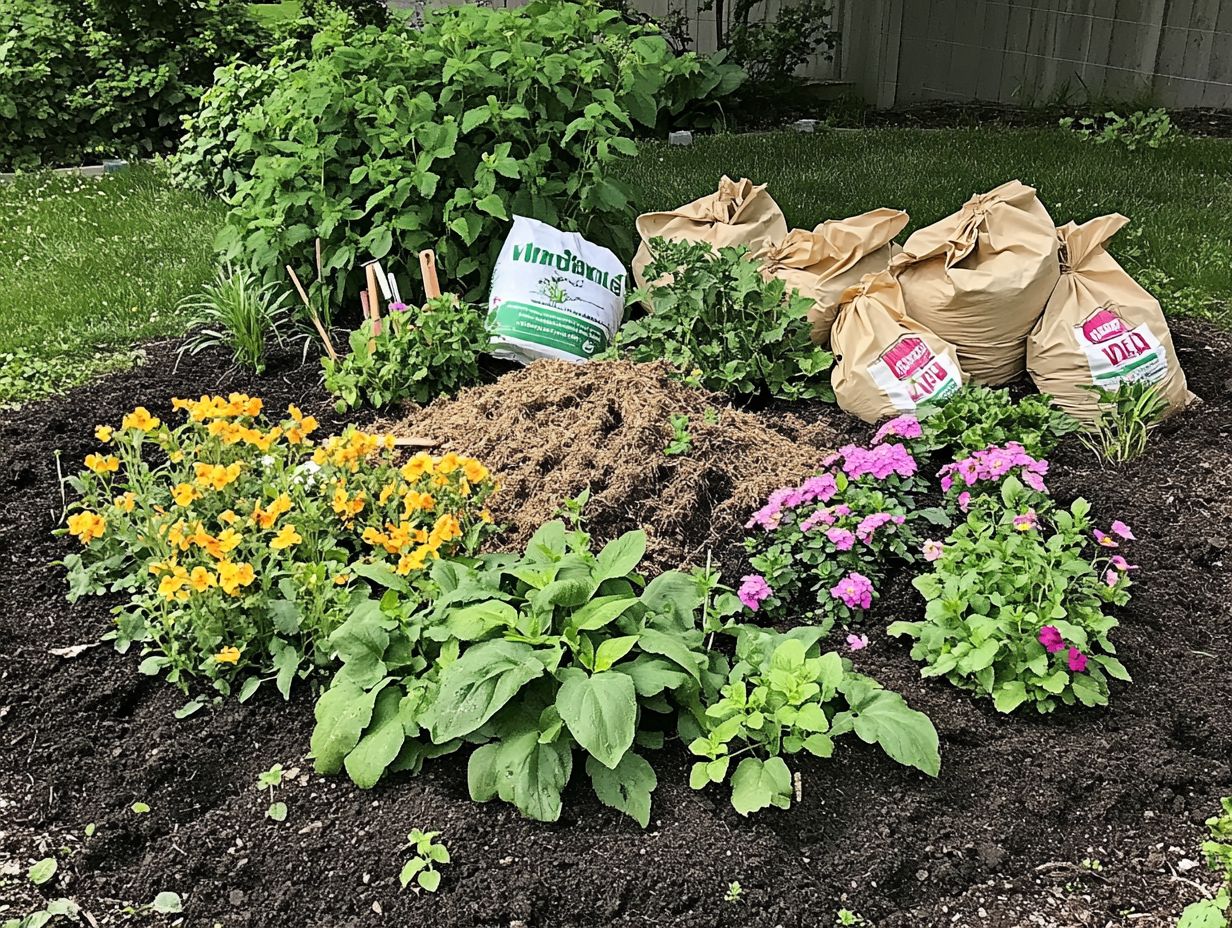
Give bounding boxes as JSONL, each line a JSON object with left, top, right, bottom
{"left": 0, "top": 0, "right": 260, "bottom": 171}
{"left": 2, "top": 899, "right": 80, "bottom": 928}
{"left": 613, "top": 239, "right": 834, "bottom": 401}
{"left": 836, "top": 910, "right": 866, "bottom": 926}
{"left": 889, "top": 476, "right": 1134, "bottom": 713}
{"left": 1178, "top": 798, "right": 1232, "bottom": 928}
{"left": 1060, "top": 109, "right": 1177, "bottom": 151}
{"left": 203, "top": 2, "right": 741, "bottom": 303}
{"left": 311, "top": 522, "right": 715, "bottom": 826}
{"left": 257, "top": 763, "right": 288, "bottom": 821}
{"left": 689, "top": 626, "right": 939, "bottom": 815}
{"left": 663, "top": 414, "right": 693, "bottom": 456}
{"left": 1079, "top": 381, "right": 1170, "bottom": 463}
{"left": 915, "top": 385, "right": 1079, "bottom": 459}
{"left": 711, "top": 0, "right": 837, "bottom": 88}
{"left": 399, "top": 829, "right": 450, "bottom": 893}
{"left": 27, "top": 858, "right": 57, "bottom": 886}
{"left": 177, "top": 262, "right": 297, "bottom": 374}
{"left": 322, "top": 296, "right": 489, "bottom": 411}
{"left": 724, "top": 881, "right": 743, "bottom": 903}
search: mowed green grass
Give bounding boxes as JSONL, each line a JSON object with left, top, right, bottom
{"left": 0, "top": 167, "right": 224, "bottom": 402}
{"left": 618, "top": 129, "right": 1232, "bottom": 300}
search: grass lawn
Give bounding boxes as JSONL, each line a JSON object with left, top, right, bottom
{"left": 0, "top": 167, "right": 225, "bottom": 405}
{"left": 1, "top": 128, "right": 1229, "bottom": 406}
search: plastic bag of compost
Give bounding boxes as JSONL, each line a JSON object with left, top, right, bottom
{"left": 631, "top": 176, "right": 787, "bottom": 290}
{"left": 487, "top": 215, "right": 627, "bottom": 365}
{"left": 891, "top": 179, "right": 1060, "bottom": 385}
{"left": 758, "top": 208, "right": 909, "bottom": 347}
{"left": 831, "top": 270, "right": 965, "bottom": 423}
{"left": 1027, "top": 213, "right": 1195, "bottom": 426}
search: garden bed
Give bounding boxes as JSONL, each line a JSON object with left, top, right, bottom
{"left": 1, "top": 322, "right": 1230, "bottom": 927}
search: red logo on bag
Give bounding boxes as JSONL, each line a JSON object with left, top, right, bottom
{"left": 1081, "top": 307, "right": 1128, "bottom": 345}
{"left": 882, "top": 336, "right": 931, "bottom": 380}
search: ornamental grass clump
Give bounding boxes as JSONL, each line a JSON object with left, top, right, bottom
{"left": 889, "top": 475, "right": 1135, "bottom": 713}
{"left": 742, "top": 442, "right": 946, "bottom": 624}
{"left": 61, "top": 395, "right": 498, "bottom": 698}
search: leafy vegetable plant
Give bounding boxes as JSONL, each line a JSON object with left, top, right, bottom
{"left": 889, "top": 476, "right": 1135, "bottom": 713}
{"left": 322, "top": 296, "right": 489, "bottom": 412}
{"left": 1060, "top": 109, "right": 1177, "bottom": 151}
{"left": 1177, "top": 797, "right": 1232, "bottom": 928}
{"left": 400, "top": 829, "right": 450, "bottom": 893}
{"left": 61, "top": 396, "right": 497, "bottom": 697}
{"left": 1079, "top": 380, "right": 1169, "bottom": 463}
{"left": 909, "top": 385, "right": 1078, "bottom": 459}
{"left": 689, "top": 625, "right": 939, "bottom": 815}
{"left": 611, "top": 239, "right": 835, "bottom": 401}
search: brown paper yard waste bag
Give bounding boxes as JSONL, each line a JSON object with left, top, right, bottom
{"left": 891, "top": 180, "right": 1060, "bottom": 385}
{"left": 830, "top": 270, "right": 965, "bottom": 423}
{"left": 632, "top": 176, "right": 788, "bottom": 289}
{"left": 1027, "top": 213, "right": 1194, "bottom": 426}
{"left": 758, "top": 208, "right": 909, "bottom": 347}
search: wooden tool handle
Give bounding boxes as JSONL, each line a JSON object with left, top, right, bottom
{"left": 419, "top": 249, "right": 441, "bottom": 300}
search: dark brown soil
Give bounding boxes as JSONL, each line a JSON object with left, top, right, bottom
{"left": 1, "top": 325, "right": 1230, "bottom": 928}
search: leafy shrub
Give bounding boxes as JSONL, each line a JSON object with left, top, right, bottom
{"left": 889, "top": 476, "right": 1135, "bottom": 713}
{"left": 322, "top": 296, "right": 489, "bottom": 412}
{"left": 910, "top": 386, "right": 1078, "bottom": 459}
{"left": 1178, "top": 798, "right": 1232, "bottom": 927}
{"left": 613, "top": 239, "right": 835, "bottom": 401}
{"left": 310, "top": 518, "right": 940, "bottom": 824}
{"left": 742, "top": 442, "right": 945, "bottom": 624}
{"left": 302, "top": 0, "right": 389, "bottom": 28}
{"left": 61, "top": 395, "right": 498, "bottom": 697}
{"left": 1060, "top": 108, "right": 1177, "bottom": 151}
{"left": 716, "top": 0, "right": 838, "bottom": 88}
{"left": 178, "top": 262, "right": 297, "bottom": 373}
{"left": 0, "top": 0, "right": 260, "bottom": 171}
{"left": 688, "top": 625, "right": 939, "bottom": 815}
{"left": 200, "top": 2, "right": 741, "bottom": 303}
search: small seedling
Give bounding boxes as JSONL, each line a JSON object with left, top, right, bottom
{"left": 83, "top": 823, "right": 96, "bottom": 838}
{"left": 836, "top": 910, "right": 866, "bottom": 926}
{"left": 131, "top": 801, "right": 150, "bottom": 815}
{"left": 27, "top": 858, "right": 57, "bottom": 886}
{"left": 399, "top": 829, "right": 449, "bottom": 893}
{"left": 664, "top": 414, "right": 693, "bottom": 456}
{"left": 702, "top": 407, "right": 720, "bottom": 425}
{"left": 555, "top": 487, "right": 590, "bottom": 529}
{"left": 1081, "top": 857, "right": 1103, "bottom": 872}
{"left": 257, "top": 763, "right": 287, "bottom": 822}
{"left": 724, "top": 881, "right": 742, "bottom": 904}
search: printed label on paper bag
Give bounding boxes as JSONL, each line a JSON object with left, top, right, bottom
{"left": 868, "top": 335, "right": 961, "bottom": 412}
{"left": 1074, "top": 306, "right": 1169, "bottom": 389}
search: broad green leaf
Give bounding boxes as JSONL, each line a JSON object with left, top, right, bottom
{"left": 27, "top": 858, "right": 56, "bottom": 885}
{"left": 427, "top": 640, "right": 544, "bottom": 742}
{"left": 848, "top": 690, "right": 940, "bottom": 776}
{"left": 328, "top": 600, "right": 391, "bottom": 688}
{"left": 494, "top": 731, "right": 573, "bottom": 822}
{"left": 151, "top": 892, "right": 183, "bottom": 915}
{"left": 475, "top": 194, "right": 509, "bottom": 220}
{"left": 613, "top": 655, "right": 689, "bottom": 697}
{"left": 344, "top": 686, "right": 406, "bottom": 789}
{"left": 267, "top": 801, "right": 288, "bottom": 822}
{"left": 637, "top": 627, "right": 702, "bottom": 680}
{"left": 729, "top": 756, "right": 792, "bottom": 816}
{"left": 594, "top": 530, "right": 646, "bottom": 583}
{"left": 311, "top": 680, "right": 384, "bottom": 774}
{"left": 417, "top": 868, "right": 442, "bottom": 892}
{"left": 593, "top": 635, "right": 639, "bottom": 672}
{"left": 568, "top": 594, "right": 638, "bottom": 632}
{"left": 992, "top": 681, "right": 1029, "bottom": 714}
{"left": 467, "top": 743, "right": 501, "bottom": 802}
{"left": 556, "top": 671, "right": 637, "bottom": 769}
{"left": 586, "top": 751, "right": 657, "bottom": 827}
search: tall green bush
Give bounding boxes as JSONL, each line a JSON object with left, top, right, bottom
{"left": 0, "top": 0, "right": 259, "bottom": 171}
{"left": 203, "top": 2, "right": 742, "bottom": 303}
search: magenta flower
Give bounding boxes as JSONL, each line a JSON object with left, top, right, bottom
{"left": 388, "top": 301, "right": 409, "bottom": 313}
{"left": 1067, "top": 647, "right": 1088, "bottom": 673}
{"left": 1093, "top": 529, "right": 1119, "bottom": 548}
{"left": 830, "top": 572, "right": 874, "bottom": 611}
{"left": 846, "top": 633, "right": 869, "bottom": 651}
{"left": 837, "top": 443, "right": 918, "bottom": 482}
{"left": 872, "top": 414, "right": 923, "bottom": 445}
{"left": 957, "top": 491, "right": 971, "bottom": 512}
{"left": 1012, "top": 510, "right": 1038, "bottom": 532}
{"left": 1104, "top": 568, "right": 1119, "bottom": 587}
{"left": 738, "top": 574, "right": 772, "bottom": 612}
{"left": 922, "top": 539, "right": 944, "bottom": 562}
{"left": 826, "top": 527, "right": 856, "bottom": 551}
{"left": 1110, "top": 555, "right": 1138, "bottom": 572}
{"left": 1110, "top": 520, "right": 1135, "bottom": 541}
{"left": 1038, "top": 625, "right": 1065, "bottom": 654}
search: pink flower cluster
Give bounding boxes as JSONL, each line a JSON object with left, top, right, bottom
{"left": 738, "top": 574, "right": 773, "bottom": 612}
{"left": 830, "top": 571, "right": 874, "bottom": 610}
{"left": 938, "top": 443, "right": 1049, "bottom": 495}
{"left": 835, "top": 443, "right": 918, "bottom": 482}
{"left": 746, "top": 474, "right": 839, "bottom": 531}
{"left": 872, "top": 414, "right": 923, "bottom": 446}
{"left": 1037, "top": 625, "right": 1088, "bottom": 672}
{"left": 1094, "top": 520, "right": 1135, "bottom": 548}
{"left": 856, "top": 511, "right": 906, "bottom": 543}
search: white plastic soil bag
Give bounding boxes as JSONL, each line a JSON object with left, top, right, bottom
{"left": 487, "top": 216, "right": 627, "bottom": 365}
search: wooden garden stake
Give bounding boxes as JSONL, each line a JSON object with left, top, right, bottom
{"left": 420, "top": 249, "right": 441, "bottom": 300}
{"left": 365, "top": 262, "right": 382, "bottom": 348}
{"left": 286, "top": 265, "right": 338, "bottom": 361}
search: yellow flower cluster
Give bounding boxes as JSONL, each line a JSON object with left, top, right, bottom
{"left": 314, "top": 429, "right": 396, "bottom": 472}
{"left": 67, "top": 511, "right": 106, "bottom": 543}
{"left": 172, "top": 393, "right": 264, "bottom": 421}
